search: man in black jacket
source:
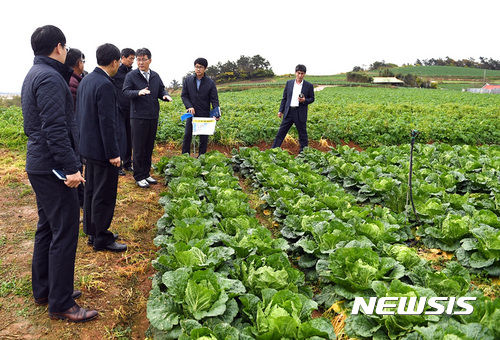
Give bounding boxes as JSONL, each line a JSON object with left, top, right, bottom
{"left": 76, "top": 43, "right": 127, "bottom": 252}
{"left": 271, "top": 64, "right": 315, "bottom": 152}
{"left": 113, "top": 48, "right": 135, "bottom": 175}
{"left": 22, "top": 25, "right": 97, "bottom": 323}
{"left": 181, "top": 57, "right": 220, "bottom": 156}
{"left": 123, "top": 48, "right": 171, "bottom": 188}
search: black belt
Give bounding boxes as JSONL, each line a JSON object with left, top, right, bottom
{"left": 290, "top": 106, "right": 298, "bottom": 110}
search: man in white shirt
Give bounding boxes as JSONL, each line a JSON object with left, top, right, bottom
{"left": 271, "top": 64, "right": 315, "bottom": 152}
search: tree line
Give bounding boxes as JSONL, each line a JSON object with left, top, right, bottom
{"left": 414, "top": 57, "right": 500, "bottom": 70}
{"left": 182, "top": 55, "right": 275, "bottom": 84}
{"left": 352, "top": 57, "right": 500, "bottom": 72}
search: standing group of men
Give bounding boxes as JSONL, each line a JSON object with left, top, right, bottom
{"left": 21, "top": 24, "right": 314, "bottom": 324}
{"left": 21, "top": 25, "right": 176, "bottom": 323}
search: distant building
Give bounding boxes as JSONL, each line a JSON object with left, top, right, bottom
{"left": 372, "top": 77, "right": 404, "bottom": 86}
{"left": 467, "top": 83, "right": 500, "bottom": 94}
{"left": 482, "top": 84, "right": 500, "bottom": 92}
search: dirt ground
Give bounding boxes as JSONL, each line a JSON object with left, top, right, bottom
{"left": 0, "top": 139, "right": 349, "bottom": 339}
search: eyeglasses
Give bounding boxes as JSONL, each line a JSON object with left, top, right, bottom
{"left": 195, "top": 65, "right": 205, "bottom": 70}
{"left": 136, "top": 58, "right": 150, "bottom": 63}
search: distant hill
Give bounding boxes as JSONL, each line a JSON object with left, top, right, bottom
{"left": 389, "top": 65, "right": 500, "bottom": 78}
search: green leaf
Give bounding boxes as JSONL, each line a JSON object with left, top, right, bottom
{"left": 344, "top": 313, "right": 382, "bottom": 338}
{"left": 185, "top": 280, "right": 215, "bottom": 319}
{"left": 298, "top": 253, "right": 318, "bottom": 269}
{"left": 147, "top": 294, "right": 182, "bottom": 331}
{"left": 298, "top": 318, "right": 337, "bottom": 339}
{"left": 471, "top": 225, "right": 500, "bottom": 260}
{"left": 469, "top": 251, "right": 495, "bottom": 268}
{"left": 175, "top": 247, "right": 207, "bottom": 268}
{"left": 162, "top": 268, "right": 191, "bottom": 303}
{"left": 296, "top": 237, "right": 318, "bottom": 254}
{"left": 264, "top": 314, "right": 299, "bottom": 339}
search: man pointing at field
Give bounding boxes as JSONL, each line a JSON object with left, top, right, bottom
{"left": 271, "top": 64, "right": 315, "bottom": 152}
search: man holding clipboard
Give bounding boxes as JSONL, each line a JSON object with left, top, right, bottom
{"left": 181, "top": 57, "right": 220, "bottom": 157}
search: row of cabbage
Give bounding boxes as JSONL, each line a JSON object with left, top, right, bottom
{"left": 232, "top": 147, "right": 499, "bottom": 340}
{"left": 298, "top": 144, "right": 500, "bottom": 277}
{"left": 156, "top": 87, "right": 500, "bottom": 147}
{"left": 146, "top": 152, "right": 336, "bottom": 339}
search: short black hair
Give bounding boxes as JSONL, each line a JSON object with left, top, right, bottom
{"left": 295, "top": 64, "right": 307, "bottom": 73}
{"left": 31, "top": 25, "right": 66, "bottom": 56}
{"left": 96, "top": 43, "right": 120, "bottom": 66}
{"left": 64, "top": 48, "right": 83, "bottom": 68}
{"left": 121, "top": 48, "right": 135, "bottom": 58}
{"left": 136, "top": 48, "right": 151, "bottom": 59}
{"left": 194, "top": 57, "right": 208, "bottom": 68}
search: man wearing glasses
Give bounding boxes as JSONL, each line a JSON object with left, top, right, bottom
{"left": 21, "top": 25, "right": 97, "bottom": 322}
{"left": 123, "top": 48, "right": 172, "bottom": 188}
{"left": 76, "top": 43, "right": 127, "bottom": 253}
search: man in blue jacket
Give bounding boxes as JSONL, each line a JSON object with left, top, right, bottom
{"left": 181, "top": 57, "right": 220, "bottom": 156}
{"left": 123, "top": 48, "right": 172, "bottom": 188}
{"left": 77, "top": 43, "right": 127, "bottom": 252}
{"left": 22, "top": 25, "right": 97, "bottom": 322}
{"left": 271, "top": 64, "right": 315, "bottom": 152}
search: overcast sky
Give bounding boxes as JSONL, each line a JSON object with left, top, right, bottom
{"left": 1, "top": 0, "right": 499, "bottom": 93}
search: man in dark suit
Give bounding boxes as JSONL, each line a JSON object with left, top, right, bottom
{"left": 181, "top": 57, "right": 220, "bottom": 156}
{"left": 76, "top": 43, "right": 127, "bottom": 252}
{"left": 22, "top": 25, "right": 97, "bottom": 322}
{"left": 271, "top": 64, "right": 315, "bottom": 152}
{"left": 123, "top": 48, "right": 172, "bottom": 188}
{"left": 113, "top": 48, "right": 135, "bottom": 176}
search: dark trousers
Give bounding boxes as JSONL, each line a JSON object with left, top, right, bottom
{"left": 119, "top": 107, "right": 132, "bottom": 169}
{"left": 181, "top": 116, "right": 209, "bottom": 155}
{"left": 28, "top": 173, "right": 79, "bottom": 313}
{"left": 131, "top": 118, "right": 157, "bottom": 181}
{"left": 271, "top": 107, "right": 308, "bottom": 151}
{"left": 83, "top": 159, "right": 119, "bottom": 248}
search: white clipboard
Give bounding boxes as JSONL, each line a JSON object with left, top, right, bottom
{"left": 192, "top": 117, "right": 216, "bottom": 136}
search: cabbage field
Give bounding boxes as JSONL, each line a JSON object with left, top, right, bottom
{"left": 146, "top": 86, "right": 500, "bottom": 339}
{"left": 157, "top": 87, "right": 500, "bottom": 147}
{"left": 3, "top": 77, "right": 499, "bottom": 338}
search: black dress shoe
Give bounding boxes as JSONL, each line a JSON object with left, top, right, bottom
{"left": 118, "top": 169, "right": 126, "bottom": 176}
{"left": 93, "top": 241, "right": 127, "bottom": 252}
{"left": 87, "top": 233, "right": 118, "bottom": 245}
{"left": 35, "top": 290, "right": 82, "bottom": 306}
{"left": 49, "top": 304, "right": 98, "bottom": 323}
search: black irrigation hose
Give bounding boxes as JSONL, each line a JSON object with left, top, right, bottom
{"left": 406, "top": 130, "right": 421, "bottom": 225}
